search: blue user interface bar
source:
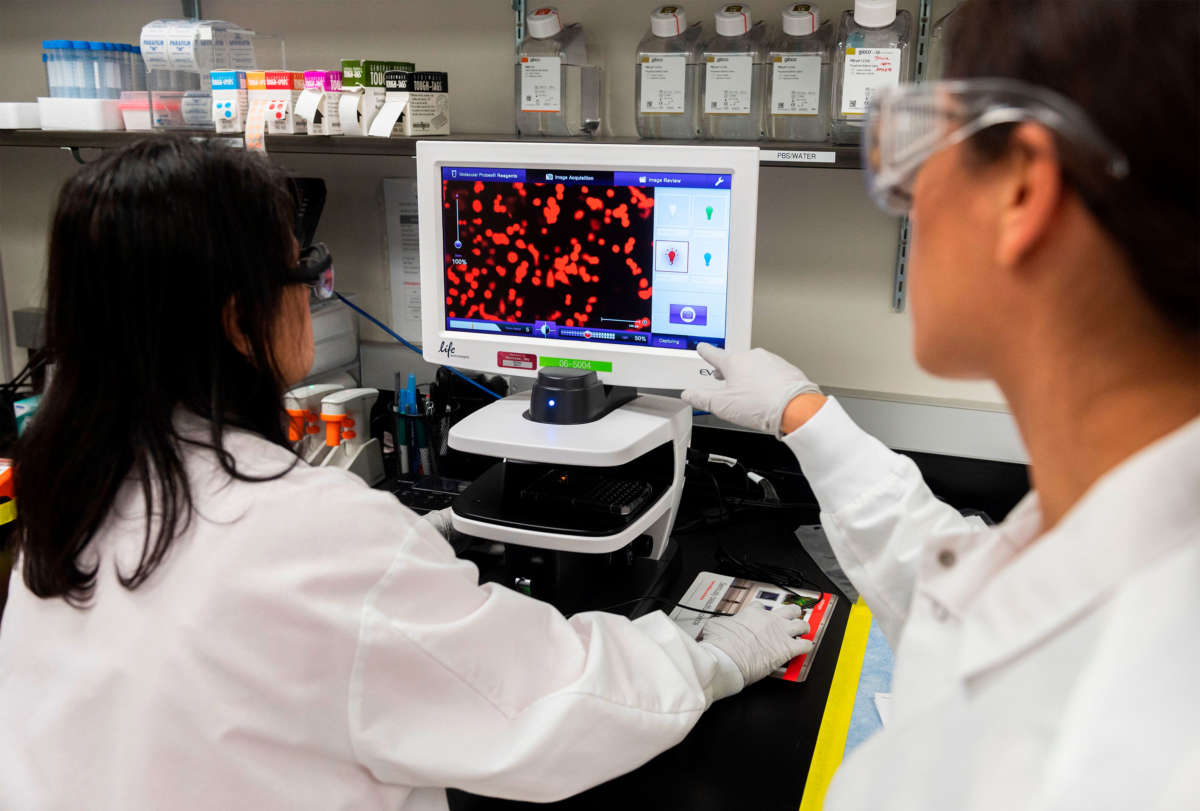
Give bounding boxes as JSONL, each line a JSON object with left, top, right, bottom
{"left": 442, "top": 166, "right": 731, "bottom": 190}
{"left": 442, "top": 167, "right": 526, "bottom": 182}
{"left": 444, "top": 317, "right": 724, "bottom": 351}
{"left": 612, "top": 171, "right": 731, "bottom": 189}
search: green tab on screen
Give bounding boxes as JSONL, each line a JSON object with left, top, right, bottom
{"left": 538, "top": 356, "right": 613, "bottom": 373}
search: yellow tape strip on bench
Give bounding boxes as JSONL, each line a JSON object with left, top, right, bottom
{"left": 798, "top": 597, "right": 873, "bottom": 811}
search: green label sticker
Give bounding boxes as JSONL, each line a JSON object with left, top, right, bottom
{"left": 538, "top": 356, "right": 613, "bottom": 373}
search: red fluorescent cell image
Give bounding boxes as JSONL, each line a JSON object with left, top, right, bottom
{"left": 442, "top": 179, "right": 655, "bottom": 327}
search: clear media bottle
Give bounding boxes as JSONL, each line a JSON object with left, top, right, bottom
{"left": 635, "top": 6, "right": 703, "bottom": 139}
{"left": 515, "top": 7, "right": 603, "bottom": 137}
{"left": 766, "top": 3, "right": 831, "bottom": 142}
{"left": 701, "top": 4, "right": 767, "bottom": 140}
{"left": 831, "top": 0, "right": 911, "bottom": 144}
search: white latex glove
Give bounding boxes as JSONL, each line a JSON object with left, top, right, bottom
{"left": 699, "top": 603, "right": 813, "bottom": 701}
{"left": 681, "top": 344, "right": 822, "bottom": 437}
{"left": 419, "top": 507, "right": 455, "bottom": 538}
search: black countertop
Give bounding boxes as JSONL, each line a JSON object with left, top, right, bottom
{"left": 445, "top": 507, "right": 850, "bottom": 811}
{"left": 388, "top": 411, "right": 1027, "bottom": 811}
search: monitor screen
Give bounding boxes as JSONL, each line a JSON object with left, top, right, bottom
{"left": 440, "top": 166, "right": 732, "bottom": 352}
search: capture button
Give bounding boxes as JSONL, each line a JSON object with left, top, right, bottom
{"left": 669, "top": 303, "right": 708, "bottom": 325}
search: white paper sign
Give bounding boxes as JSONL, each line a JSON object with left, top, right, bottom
{"left": 704, "top": 54, "right": 753, "bottom": 115}
{"left": 639, "top": 54, "right": 687, "bottom": 114}
{"left": 368, "top": 94, "right": 408, "bottom": 137}
{"left": 840, "top": 47, "right": 901, "bottom": 116}
{"left": 294, "top": 88, "right": 323, "bottom": 129}
{"left": 339, "top": 88, "right": 367, "bottom": 135}
{"left": 383, "top": 178, "right": 423, "bottom": 343}
{"left": 760, "top": 148, "right": 836, "bottom": 164}
{"left": 770, "top": 54, "right": 821, "bottom": 115}
{"left": 520, "top": 56, "right": 562, "bottom": 113}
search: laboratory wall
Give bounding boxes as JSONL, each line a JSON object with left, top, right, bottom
{"left": 0, "top": 0, "right": 1007, "bottom": 416}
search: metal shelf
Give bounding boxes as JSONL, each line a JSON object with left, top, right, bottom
{"left": 0, "top": 129, "right": 861, "bottom": 167}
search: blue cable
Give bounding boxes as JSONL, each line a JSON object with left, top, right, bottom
{"left": 335, "top": 293, "right": 503, "bottom": 401}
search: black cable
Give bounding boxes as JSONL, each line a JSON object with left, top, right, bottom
{"left": 713, "top": 544, "right": 825, "bottom": 595}
{"left": 673, "top": 463, "right": 735, "bottom": 535}
{"left": 2, "top": 352, "right": 47, "bottom": 394}
{"left": 721, "top": 496, "right": 819, "bottom": 510}
{"left": 589, "top": 595, "right": 733, "bottom": 617}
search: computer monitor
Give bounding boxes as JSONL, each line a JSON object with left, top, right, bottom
{"left": 418, "top": 141, "right": 759, "bottom": 390}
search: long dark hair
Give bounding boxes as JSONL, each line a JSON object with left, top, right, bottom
{"left": 947, "top": 0, "right": 1199, "bottom": 336}
{"left": 14, "top": 137, "right": 300, "bottom": 606}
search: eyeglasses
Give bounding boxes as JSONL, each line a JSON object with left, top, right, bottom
{"left": 288, "top": 242, "right": 335, "bottom": 300}
{"left": 863, "top": 78, "right": 1130, "bottom": 215}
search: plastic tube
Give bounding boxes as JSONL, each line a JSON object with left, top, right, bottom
{"left": 131, "top": 46, "right": 147, "bottom": 92}
{"left": 119, "top": 44, "right": 133, "bottom": 92}
{"left": 42, "top": 41, "right": 63, "bottom": 97}
{"left": 71, "top": 41, "right": 92, "bottom": 98}
{"left": 88, "top": 42, "right": 107, "bottom": 99}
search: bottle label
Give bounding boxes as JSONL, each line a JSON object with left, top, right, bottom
{"left": 520, "top": 55, "right": 561, "bottom": 113}
{"left": 704, "top": 54, "right": 753, "bottom": 115}
{"left": 840, "top": 47, "right": 901, "bottom": 116}
{"left": 639, "top": 54, "right": 687, "bottom": 114}
{"left": 770, "top": 53, "right": 821, "bottom": 116}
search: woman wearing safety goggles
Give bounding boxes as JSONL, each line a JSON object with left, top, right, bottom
{"left": 3, "top": 112, "right": 809, "bottom": 810}
{"left": 685, "top": 1, "right": 1199, "bottom": 807}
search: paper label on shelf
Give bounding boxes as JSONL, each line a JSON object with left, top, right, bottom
{"left": 321, "top": 91, "right": 342, "bottom": 135}
{"left": 404, "top": 90, "right": 450, "bottom": 136}
{"left": 383, "top": 178, "right": 423, "bottom": 343}
{"left": 294, "top": 88, "right": 323, "bottom": 128}
{"left": 368, "top": 94, "right": 408, "bottom": 137}
{"left": 770, "top": 53, "right": 821, "bottom": 115}
{"left": 760, "top": 148, "right": 836, "bottom": 164}
{"left": 840, "top": 47, "right": 900, "bottom": 116}
{"left": 338, "top": 88, "right": 367, "bottom": 135}
{"left": 244, "top": 97, "right": 268, "bottom": 152}
{"left": 703, "top": 54, "right": 753, "bottom": 115}
{"left": 520, "top": 56, "right": 561, "bottom": 113}
{"left": 639, "top": 54, "right": 687, "bottom": 114}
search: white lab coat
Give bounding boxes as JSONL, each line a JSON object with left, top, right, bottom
{"left": 0, "top": 417, "right": 736, "bottom": 811}
{"left": 782, "top": 398, "right": 1200, "bottom": 810}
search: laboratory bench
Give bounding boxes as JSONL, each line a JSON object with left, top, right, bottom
{"left": 446, "top": 507, "right": 848, "bottom": 811}
{"left": 383, "top": 424, "right": 1029, "bottom": 811}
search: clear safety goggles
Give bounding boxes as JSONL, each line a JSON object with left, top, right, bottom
{"left": 288, "top": 242, "right": 335, "bottom": 300}
{"left": 864, "top": 79, "right": 1130, "bottom": 215}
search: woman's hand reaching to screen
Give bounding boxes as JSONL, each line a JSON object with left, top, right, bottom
{"left": 682, "top": 343, "right": 827, "bottom": 437}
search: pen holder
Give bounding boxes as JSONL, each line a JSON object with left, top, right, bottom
{"left": 393, "top": 407, "right": 435, "bottom": 477}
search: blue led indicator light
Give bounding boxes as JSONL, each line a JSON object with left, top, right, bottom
{"left": 548, "top": 399, "right": 556, "bottom": 407}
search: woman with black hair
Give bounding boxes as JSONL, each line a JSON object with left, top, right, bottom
{"left": 685, "top": 1, "right": 1200, "bottom": 808}
{"left": 0, "top": 138, "right": 809, "bottom": 809}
